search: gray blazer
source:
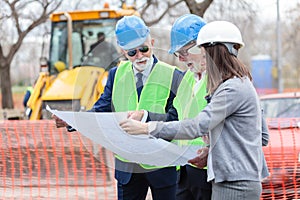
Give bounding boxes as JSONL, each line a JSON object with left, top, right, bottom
{"left": 149, "top": 77, "right": 269, "bottom": 183}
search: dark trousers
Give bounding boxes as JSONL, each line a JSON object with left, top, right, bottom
{"left": 116, "top": 166, "right": 177, "bottom": 200}
{"left": 176, "top": 165, "right": 212, "bottom": 200}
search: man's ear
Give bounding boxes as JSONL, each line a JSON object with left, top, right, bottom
{"left": 120, "top": 49, "right": 129, "bottom": 60}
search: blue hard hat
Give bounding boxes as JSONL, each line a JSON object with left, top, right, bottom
{"left": 115, "top": 15, "right": 150, "bottom": 50}
{"left": 169, "top": 14, "right": 206, "bottom": 54}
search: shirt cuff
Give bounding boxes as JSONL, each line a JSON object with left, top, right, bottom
{"left": 141, "top": 110, "right": 148, "bottom": 123}
{"left": 148, "top": 121, "right": 158, "bottom": 135}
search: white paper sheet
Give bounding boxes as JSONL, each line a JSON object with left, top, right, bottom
{"left": 47, "top": 106, "right": 198, "bottom": 167}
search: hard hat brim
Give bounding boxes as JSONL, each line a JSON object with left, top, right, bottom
{"left": 168, "top": 42, "right": 188, "bottom": 54}
{"left": 119, "top": 36, "right": 148, "bottom": 50}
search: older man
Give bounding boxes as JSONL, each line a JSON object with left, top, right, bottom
{"left": 94, "top": 15, "right": 184, "bottom": 200}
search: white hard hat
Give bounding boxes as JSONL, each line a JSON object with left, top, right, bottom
{"left": 196, "top": 21, "right": 244, "bottom": 48}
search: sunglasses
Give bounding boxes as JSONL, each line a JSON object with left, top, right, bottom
{"left": 127, "top": 46, "right": 150, "bottom": 57}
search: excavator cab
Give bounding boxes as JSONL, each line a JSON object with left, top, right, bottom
{"left": 49, "top": 18, "right": 120, "bottom": 72}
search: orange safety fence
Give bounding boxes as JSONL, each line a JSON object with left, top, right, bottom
{"left": 0, "top": 120, "right": 117, "bottom": 200}
{"left": 261, "top": 118, "right": 300, "bottom": 200}
{"left": 0, "top": 119, "right": 299, "bottom": 199}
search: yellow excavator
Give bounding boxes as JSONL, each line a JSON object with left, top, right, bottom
{"left": 26, "top": 1, "right": 139, "bottom": 120}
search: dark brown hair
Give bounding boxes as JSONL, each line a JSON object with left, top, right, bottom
{"left": 204, "top": 44, "right": 252, "bottom": 95}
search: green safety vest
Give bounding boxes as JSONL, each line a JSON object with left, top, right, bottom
{"left": 112, "top": 60, "right": 175, "bottom": 169}
{"left": 173, "top": 70, "right": 208, "bottom": 169}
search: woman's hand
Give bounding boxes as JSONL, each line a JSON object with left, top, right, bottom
{"left": 188, "top": 146, "right": 209, "bottom": 169}
{"left": 119, "top": 119, "right": 148, "bottom": 135}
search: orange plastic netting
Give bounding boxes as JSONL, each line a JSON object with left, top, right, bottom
{"left": 0, "top": 120, "right": 117, "bottom": 199}
{"left": 261, "top": 118, "right": 300, "bottom": 200}
{"left": 0, "top": 119, "right": 299, "bottom": 199}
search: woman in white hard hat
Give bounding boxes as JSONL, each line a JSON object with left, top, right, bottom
{"left": 120, "top": 20, "right": 269, "bottom": 200}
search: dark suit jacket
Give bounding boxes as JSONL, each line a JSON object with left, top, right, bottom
{"left": 91, "top": 55, "right": 183, "bottom": 185}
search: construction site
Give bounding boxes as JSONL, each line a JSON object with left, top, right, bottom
{"left": 0, "top": 0, "right": 299, "bottom": 199}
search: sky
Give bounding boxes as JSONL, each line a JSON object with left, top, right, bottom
{"left": 255, "top": 0, "right": 299, "bottom": 21}
{"left": 59, "top": 0, "right": 299, "bottom": 22}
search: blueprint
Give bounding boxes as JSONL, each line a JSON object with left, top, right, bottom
{"left": 47, "top": 106, "right": 199, "bottom": 167}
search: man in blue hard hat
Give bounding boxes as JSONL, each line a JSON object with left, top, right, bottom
{"left": 169, "top": 14, "right": 212, "bottom": 200}
{"left": 119, "top": 14, "right": 212, "bottom": 199}
{"left": 89, "top": 15, "right": 183, "bottom": 200}
{"left": 54, "top": 15, "right": 182, "bottom": 200}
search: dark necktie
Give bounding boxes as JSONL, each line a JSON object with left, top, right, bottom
{"left": 136, "top": 73, "right": 143, "bottom": 88}
{"left": 136, "top": 72, "right": 143, "bottom": 99}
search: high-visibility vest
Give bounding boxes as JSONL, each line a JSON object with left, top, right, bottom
{"left": 173, "top": 70, "right": 208, "bottom": 169}
{"left": 112, "top": 60, "right": 175, "bottom": 169}
{"left": 27, "top": 86, "right": 34, "bottom": 94}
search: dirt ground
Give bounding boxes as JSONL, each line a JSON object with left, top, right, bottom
{"left": 0, "top": 93, "right": 24, "bottom": 110}
{"left": 0, "top": 185, "right": 153, "bottom": 200}
{"left": 0, "top": 93, "right": 25, "bottom": 120}
{"left": 0, "top": 186, "right": 117, "bottom": 200}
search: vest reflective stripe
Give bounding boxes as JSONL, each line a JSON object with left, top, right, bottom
{"left": 173, "top": 71, "right": 208, "bottom": 169}
{"left": 112, "top": 60, "right": 175, "bottom": 169}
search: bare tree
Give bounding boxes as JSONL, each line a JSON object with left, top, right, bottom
{"left": 139, "top": 0, "right": 258, "bottom": 67}
{"left": 139, "top": 0, "right": 213, "bottom": 26}
{"left": 282, "top": 3, "right": 300, "bottom": 89}
{"left": 0, "top": 0, "right": 62, "bottom": 109}
{"left": 184, "top": 0, "right": 213, "bottom": 17}
{"left": 139, "top": 0, "right": 257, "bottom": 25}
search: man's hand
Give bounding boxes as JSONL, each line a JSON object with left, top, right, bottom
{"left": 127, "top": 110, "right": 144, "bottom": 121}
{"left": 119, "top": 119, "right": 148, "bottom": 135}
{"left": 188, "top": 146, "right": 209, "bottom": 169}
{"left": 52, "top": 114, "right": 68, "bottom": 128}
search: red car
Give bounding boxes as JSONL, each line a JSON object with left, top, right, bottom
{"left": 260, "top": 92, "right": 300, "bottom": 199}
